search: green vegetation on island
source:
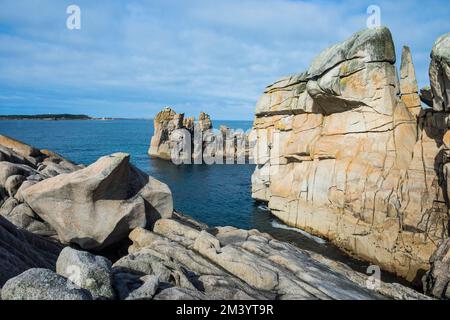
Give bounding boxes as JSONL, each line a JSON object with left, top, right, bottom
{"left": 0, "top": 114, "right": 92, "bottom": 120}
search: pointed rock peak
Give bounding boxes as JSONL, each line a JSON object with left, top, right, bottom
{"left": 400, "top": 46, "right": 417, "bottom": 87}
{"left": 399, "top": 46, "right": 421, "bottom": 116}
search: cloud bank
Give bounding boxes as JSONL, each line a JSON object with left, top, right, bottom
{"left": 0, "top": 0, "right": 449, "bottom": 119}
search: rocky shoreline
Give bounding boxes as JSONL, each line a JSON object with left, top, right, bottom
{"left": 142, "top": 27, "right": 450, "bottom": 299}
{"left": 250, "top": 27, "right": 450, "bottom": 296}
{"left": 1, "top": 26, "right": 449, "bottom": 301}
{"left": 0, "top": 134, "right": 432, "bottom": 300}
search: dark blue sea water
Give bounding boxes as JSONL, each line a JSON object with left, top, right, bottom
{"left": 0, "top": 119, "right": 413, "bottom": 284}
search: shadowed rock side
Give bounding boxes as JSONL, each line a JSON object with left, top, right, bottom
{"left": 251, "top": 27, "right": 450, "bottom": 283}
{"left": 424, "top": 32, "right": 450, "bottom": 299}
{"left": 0, "top": 217, "right": 62, "bottom": 287}
{"left": 0, "top": 135, "right": 428, "bottom": 300}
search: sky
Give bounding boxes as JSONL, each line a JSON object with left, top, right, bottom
{"left": 0, "top": 0, "right": 449, "bottom": 120}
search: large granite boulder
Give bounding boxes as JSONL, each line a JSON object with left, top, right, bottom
{"left": 0, "top": 135, "right": 85, "bottom": 236}
{"left": 1, "top": 268, "right": 92, "bottom": 300}
{"left": 56, "top": 247, "right": 115, "bottom": 299}
{"left": 429, "top": 32, "right": 450, "bottom": 112}
{"left": 251, "top": 27, "right": 448, "bottom": 282}
{"left": 0, "top": 216, "right": 62, "bottom": 287}
{"left": 22, "top": 153, "right": 173, "bottom": 250}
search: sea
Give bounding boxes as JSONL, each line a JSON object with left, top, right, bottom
{"left": 0, "top": 119, "right": 412, "bottom": 286}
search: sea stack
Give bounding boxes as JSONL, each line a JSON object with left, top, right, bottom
{"left": 149, "top": 107, "right": 249, "bottom": 163}
{"left": 251, "top": 27, "right": 450, "bottom": 283}
{"left": 148, "top": 107, "right": 213, "bottom": 161}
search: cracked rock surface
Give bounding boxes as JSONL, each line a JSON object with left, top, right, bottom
{"left": 251, "top": 27, "right": 450, "bottom": 282}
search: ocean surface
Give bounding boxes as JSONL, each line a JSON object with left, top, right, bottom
{"left": 0, "top": 119, "right": 411, "bottom": 285}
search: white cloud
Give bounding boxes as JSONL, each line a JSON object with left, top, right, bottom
{"left": 0, "top": 0, "right": 449, "bottom": 119}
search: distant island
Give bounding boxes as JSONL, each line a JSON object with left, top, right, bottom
{"left": 0, "top": 114, "right": 92, "bottom": 120}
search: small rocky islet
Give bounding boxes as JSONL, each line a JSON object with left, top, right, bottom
{"left": 0, "top": 26, "right": 450, "bottom": 300}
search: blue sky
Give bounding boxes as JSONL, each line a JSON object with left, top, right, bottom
{"left": 0, "top": 0, "right": 449, "bottom": 120}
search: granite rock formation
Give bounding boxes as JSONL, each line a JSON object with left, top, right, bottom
{"left": 22, "top": 153, "right": 173, "bottom": 250}
{"left": 149, "top": 107, "right": 212, "bottom": 161}
{"left": 149, "top": 107, "right": 249, "bottom": 163}
{"left": 422, "top": 32, "right": 450, "bottom": 299}
{"left": 429, "top": 33, "right": 450, "bottom": 112}
{"left": 251, "top": 27, "right": 450, "bottom": 282}
{"left": 0, "top": 135, "right": 83, "bottom": 237}
{"left": 56, "top": 247, "right": 115, "bottom": 299}
{"left": 1, "top": 216, "right": 428, "bottom": 300}
{"left": 400, "top": 46, "right": 422, "bottom": 117}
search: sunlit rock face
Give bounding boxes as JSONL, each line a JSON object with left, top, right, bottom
{"left": 251, "top": 27, "right": 450, "bottom": 282}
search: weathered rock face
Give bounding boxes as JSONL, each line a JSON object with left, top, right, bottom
{"left": 22, "top": 153, "right": 173, "bottom": 250}
{"left": 430, "top": 33, "right": 450, "bottom": 112}
{"left": 251, "top": 27, "right": 449, "bottom": 282}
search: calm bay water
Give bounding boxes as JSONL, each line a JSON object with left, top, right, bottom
{"left": 0, "top": 119, "right": 412, "bottom": 285}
